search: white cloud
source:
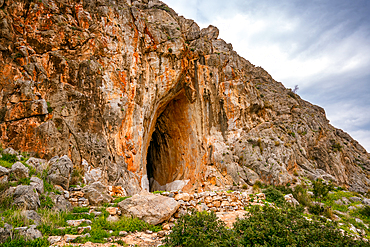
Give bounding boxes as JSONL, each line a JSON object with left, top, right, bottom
{"left": 162, "top": 0, "right": 370, "bottom": 151}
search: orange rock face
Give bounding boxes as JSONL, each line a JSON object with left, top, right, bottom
{"left": 1, "top": 0, "right": 369, "bottom": 194}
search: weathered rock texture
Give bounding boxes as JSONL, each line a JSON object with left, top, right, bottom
{"left": 1, "top": 0, "right": 370, "bottom": 193}
{"left": 118, "top": 190, "right": 179, "bottom": 225}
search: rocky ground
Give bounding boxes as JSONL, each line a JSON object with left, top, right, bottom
{"left": 0, "top": 0, "right": 369, "bottom": 196}
{"left": 1, "top": 147, "right": 370, "bottom": 246}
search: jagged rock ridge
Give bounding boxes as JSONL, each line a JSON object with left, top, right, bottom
{"left": 1, "top": 0, "right": 369, "bottom": 194}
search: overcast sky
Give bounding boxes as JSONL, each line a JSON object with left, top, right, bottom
{"left": 162, "top": 0, "right": 370, "bottom": 152}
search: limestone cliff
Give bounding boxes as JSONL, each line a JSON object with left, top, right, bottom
{"left": 1, "top": 0, "right": 369, "bottom": 194}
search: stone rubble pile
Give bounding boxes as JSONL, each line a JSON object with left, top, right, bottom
{"left": 68, "top": 185, "right": 126, "bottom": 207}
{"left": 162, "top": 190, "right": 266, "bottom": 219}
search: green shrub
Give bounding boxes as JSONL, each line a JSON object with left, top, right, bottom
{"left": 65, "top": 212, "right": 95, "bottom": 221}
{"left": 0, "top": 159, "right": 13, "bottom": 169}
{"left": 18, "top": 177, "right": 31, "bottom": 185}
{"left": 113, "top": 196, "right": 130, "bottom": 204}
{"left": 36, "top": 208, "right": 69, "bottom": 235}
{"left": 275, "top": 184, "right": 293, "bottom": 195}
{"left": 1, "top": 209, "right": 34, "bottom": 228}
{"left": 39, "top": 195, "right": 54, "bottom": 209}
{"left": 163, "top": 210, "right": 236, "bottom": 247}
{"left": 308, "top": 203, "right": 326, "bottom": 215}
{"left": 0, "top": 153, "right": 18, "bottom": 164}
{"left": 292, "top": 184, "right": 312, "bottom": 207}
{"left": 358, "top": 206, "right": 370, "bottom": 218}
{"left": 263, "top": 186, "right": 285, "bottom": 206}
{"left": 72, "top": 215, "right": 161, "bottom": 244}
{"left": 234, "top": 205, "right": 368, "bottom": 246}
{"left": 312, "top": 179, "right": 333, "bottom": 202}
{"left": 0, "top": 195, "right": 13, "bottom": 211}
{"left": 72, "top": 207, "right": 90, "bottom": 213}
{"left": 0, "top": 237, "right": 49, "bottom": 247}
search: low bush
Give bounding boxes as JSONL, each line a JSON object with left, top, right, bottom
{"left": 0, "top": 153, "right": 18, "bottom": 165}
{"left": 113, "top": 196, "right": 130, "bottom": 204}
{"left": 72, "top": 207, "right": 90, "bottom": 213}
{"left": 274, "top": 184, "right": 293, "bottom": 195}
{"left": 72, "top": 215, "right": 161, "bottom": 244}
{"left": 1, "top": 209, "right": 34, "bottom": 228}
{"left": 164, "top": 206, "right": 368, "bottom": 246}
{"left": 0, "top": 237, "right": 49, "bottom": 247}
{"left": 358, "top": 206, "right": 370, "bottom": 218}
{"left": 0, "top": 160, "right": 13, "bottom": 169}
{"left": 263, "top": 186, "right": 285, "bottom": 206}
{"left": 312, "top": 179, "right": 333, "bottom": 202}
{"left": 234, "top": 205, "right": 367, "bottom": 246}
{"left": 39, "top": 195, "right": 54, "bottom": 209}
{"left": 163, "top": 210, "right": 236, "bottom": 247}
{"left": 292, "top": 184, "right": 312, "bottom": 207}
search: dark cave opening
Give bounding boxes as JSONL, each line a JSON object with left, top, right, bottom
{"left": 145, "top": 92, "right": 198, "bottom": 192}
{"left": 146, "top": 127, "right": 166, "bottom": 192}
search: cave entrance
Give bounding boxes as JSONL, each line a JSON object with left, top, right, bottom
{"left": 145, "top": 92, "right": 197, "bottom": 192}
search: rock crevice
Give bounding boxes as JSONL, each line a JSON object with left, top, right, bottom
{"left": 0, "top": 0, "right": 369, "bottom": 193}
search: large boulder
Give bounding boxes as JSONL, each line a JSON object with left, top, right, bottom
{"left": 118, "top": 190, "right": 179, "bottom": 225}
{"left": 82, "top": 182, "right": 112, "bottom": 206}
{"left": 47, "top": 155, "right": 73, "bottom": 190}
{"left": 10, "top": 185, "right": 40, "bottom": 210}
{"left": 11, "top": 162, "right": 29, "bottom": 180}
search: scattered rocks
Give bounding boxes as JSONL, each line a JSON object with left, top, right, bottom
{"left": 15, "top": 225, "right": 42, "bottom": 241}
{"left": 349, "top": 197, "right": 362, "bottom": 203}
{"left": 118, "top": 190, "right": 179, "bottom": 225}
{"left": 162, "top": 223, "right": 175, "bottom": 231}
{"left": 174, "top": 193, "right": 191, "bottom": 202}
{"left": 341, "top": 197, "right": 351, "bottom": 205}
{"left": 67, "top": 219, "right": 92, "bottom": 227}
{"left": 77, "top": 226, "right": 91, "bottom": 234}
{"left": 157, "top": 231, "right": 166, "bottom": 238}
{"left": 64, "top": 234, "right": 82, "bottom": 243}
{"left": 48, "top": 236, "right": 62, "bottom": 245}
{"left": 335, "top": 199, "right": 344, "bottom": 205}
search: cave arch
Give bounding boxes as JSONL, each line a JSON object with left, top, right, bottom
{"left": 144, "top": 91, "right": 199, "bottom": 192}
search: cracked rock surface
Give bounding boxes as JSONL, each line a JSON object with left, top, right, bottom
{"left": 0, "top": 0, "right": 369, "bottom": 193}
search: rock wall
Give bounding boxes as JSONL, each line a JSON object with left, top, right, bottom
{"left": 1, "top": 0, "right": 370, "bottom": 194}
